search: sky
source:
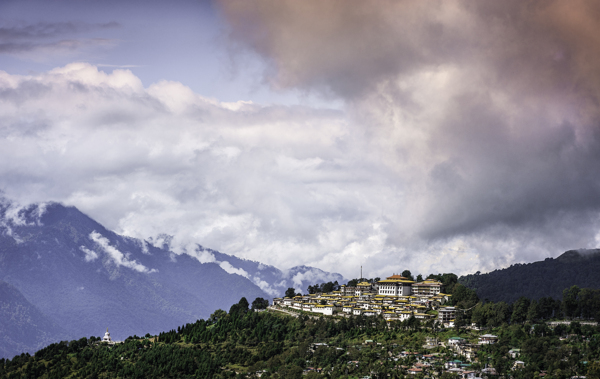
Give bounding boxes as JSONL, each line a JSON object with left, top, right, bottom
{"left": 1, "top": 0, "right": 600, "bottom": 280}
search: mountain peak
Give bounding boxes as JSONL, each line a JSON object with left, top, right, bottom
{"left": 557, "top": 249, "right": 600, "bottom": 262}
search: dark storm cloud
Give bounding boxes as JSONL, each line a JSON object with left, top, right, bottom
{"left": 218, "top": 0, "right": 600, "bottom": 271}
{"left": 218, "top": 1, "right": 600, "bottom": 104}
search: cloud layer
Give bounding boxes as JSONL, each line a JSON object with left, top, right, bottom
{"left": 2, "top": 0, "right": 600, "bottom": 279}
{"left": 216, "top": 0, "right": 600, "bottom": 273}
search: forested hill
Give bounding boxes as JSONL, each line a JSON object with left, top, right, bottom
{"left": 459, "top": 249, "right": 600, "bottom": 303}
{"left": 4, "top": 296, "right": 600, "bottom": 379}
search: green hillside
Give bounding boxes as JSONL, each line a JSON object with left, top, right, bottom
{"left": 3, "top": 292, "right": 600, "bottom": 379}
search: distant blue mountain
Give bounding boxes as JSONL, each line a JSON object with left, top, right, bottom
{"left": 0, "top": 280, "right": 68, "bottom": 359}
{"left": 0, "top": 200, "right": 268, "bottom": 357}
{"left": 205, "top": 248, "right": 346, "bottom": 298}
{"left": 0, "top": 198, "right": 345, "bottom": 358}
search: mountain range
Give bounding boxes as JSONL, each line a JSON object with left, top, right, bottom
{"left": 0, "top": 198, "right": 344, "bottom": 359}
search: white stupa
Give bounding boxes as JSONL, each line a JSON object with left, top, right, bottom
{"left": 102, "top": 327, "right": 113, "bottom": 344}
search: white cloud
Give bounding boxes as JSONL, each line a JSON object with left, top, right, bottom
{"left": 80, "top": 246, "right": 99, "bottom": 262}
{"left": 215, "top": 258, "right": 281, "bottom": 296}
{"left": 218, "top": 261, "right": 249, "bottom": 277}
{"left": 89, "top": 231, "right": 157, "bottom": 273}
{"left": 252, "top": 276, "right": 280, "bottom": 297}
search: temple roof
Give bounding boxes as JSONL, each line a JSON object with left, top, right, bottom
{"left": 386, "top": 274, "right": 409, "bottom": 280}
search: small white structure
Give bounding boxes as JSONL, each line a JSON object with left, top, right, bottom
{"left": 102, "top": 328, "right": 115, "bottom": 345}
{"left": 312, "top": 304, "right": 335, "bottom": 316}
{"left": 448, "top": 337, "right": 466, "bottom": 346}
{"left": 478, "top": 334, "right": 498, "bottom": 345}
{"left": 512, "top": 361, "right": 525, "bottom": 370}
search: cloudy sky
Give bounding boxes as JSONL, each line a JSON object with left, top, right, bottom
{"left": 1, "top": 0, "right": 600, "bottom": 279}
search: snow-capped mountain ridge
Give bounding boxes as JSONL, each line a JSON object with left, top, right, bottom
{"left": 0, "top": 197, "right": 345, "bottom": 358}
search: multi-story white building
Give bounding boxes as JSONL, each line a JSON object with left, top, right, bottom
{"left": 355, "top": 281, "right": 374, "bottom": 296}
{"left": 412, "top": 279, "right": 443, "bottom": 297}
{"left": 438, "top": 306, "right": 457, "bottom": 324}
{"left": 377, "top": 275, "right": 414, "bottom": 296}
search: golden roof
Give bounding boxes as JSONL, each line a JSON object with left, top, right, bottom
{"left": 386, "top": 274, "right": 409, "bottom": 280}
{"left": 378, "top": 279, "right": 415, "bottom": 284}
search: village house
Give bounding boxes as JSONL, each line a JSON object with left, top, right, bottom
{"left": 445, "top": 360, "right": 463, "bottom": 369}
{"left": 424, "top": 337, "right": 438, "bottom": 348}
{"left": 455, "top": 344, "right": 479, "bottom": 362}
{"left": 408, "top": 367, "right": 423, "bottom": 375}
{"left": 478, "top": 334, "right": 498, "bottom": 345}
{"left": 448, "top": 337, "right": 466, "bottom": 346}
{"left": 512, "top": 361, "right": 525, "bottom": 370}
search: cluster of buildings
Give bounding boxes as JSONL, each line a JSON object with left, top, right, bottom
{"left": 383, "top": 335, "right": 500, "bottom": 378}
{"left": 444, "top": 334, "right": 498, "bottom": 363}
{"left": 272, "top": 274, "right": 456, "bottom": 325}
{"left": 397, "top": 353, "right": 480, "bottom": 378}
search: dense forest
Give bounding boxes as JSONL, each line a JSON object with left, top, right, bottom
{"left": 3, "top": 280, "right": 600, "bottom": 379}
{"left": 459, "top": 249, "right": 600, "bottom": 303}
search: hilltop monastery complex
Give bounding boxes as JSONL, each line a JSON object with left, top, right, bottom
{"left": 272, "top": 275, "right": 457, "bottom": 325}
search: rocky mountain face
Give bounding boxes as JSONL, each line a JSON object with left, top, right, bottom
{"left": 459, "top": 249, "right": 600, "bottom": 303}
{"left": 0, "top": 199, "right": 345, "bottom": 358}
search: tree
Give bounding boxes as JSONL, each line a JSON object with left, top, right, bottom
{"left": 251, "top": 297, "right": 269, "bottom": 310}
{"left": 416, "top": 274, "right": 423, "bottom": 282}
{"left": 511, "top": 297, "right": 530, "bottom": 324}
{"left": 562, "top": 285, "right": 581, "bottom": 318}
{"left": 402, "top": 270, "right": 414, "bottom": 280}
{"left": 238, "top": 297, "right": 249, "bottom": 310}
{"left": 588, "top": 360, "right": 600, "bottom": 379}
{"left": 538, "top": 297, "right": 556, "bottom": 319}
{"left": 210, "top": 309, "right": 227, "bottom": 324}
{"left": 285, "top": 287, "right": 297, "bottom": 298}
{"left": 229, "top": 297, "right": 250, "bottom": 316}
{"left": 454, "top": 311, "right": 465, "bottom": 330}
{"left": 490, "top": 302, "right": 511, "bottom": 327}
{"left": 452, "top": 284, "right": 479, "bottom": 308}
{"left": 322, "top": 281, "right": 337, "bottom": 293}
{"left": 278, "top": 364, "right": 303, "bottom": 379}
{"left": 526, "top": 300, "right": 540, "bottom": 323}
